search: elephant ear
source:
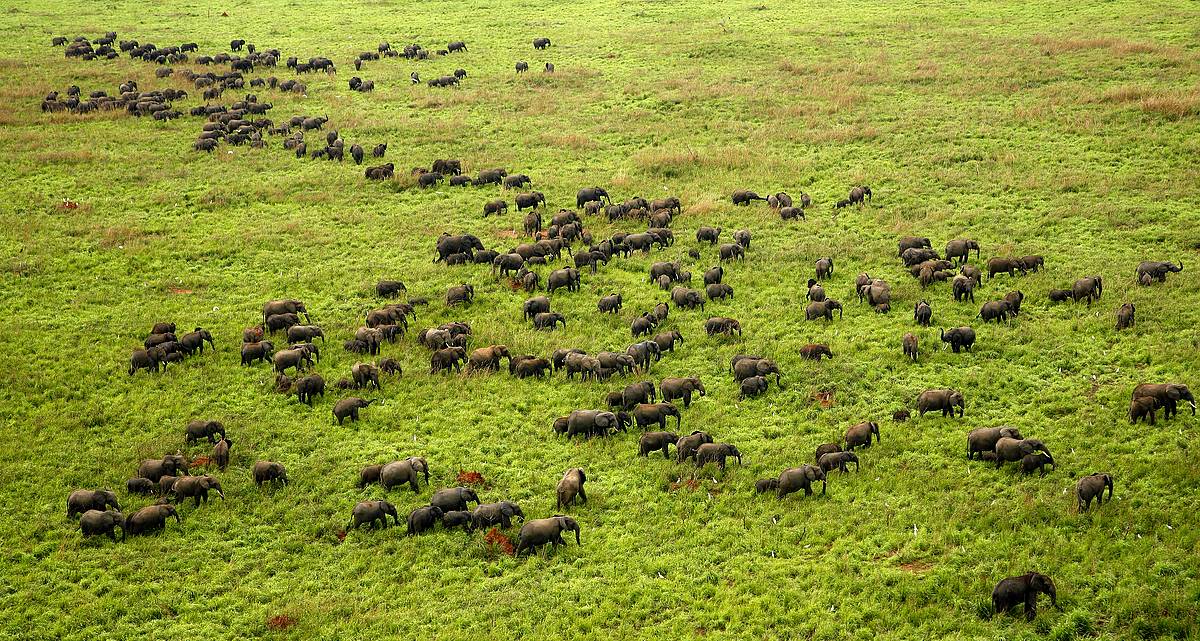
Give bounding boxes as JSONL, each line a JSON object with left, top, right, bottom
{"left": 1167, "top": 387, "right": 1182, "bottom": 400}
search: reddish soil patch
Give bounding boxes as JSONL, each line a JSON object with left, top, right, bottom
{"left": 267, "top": 615, "right": 296, "bottom": 630}
{"left": 669, "top": 478, "right": 702, "bottom": 492}
{"left": 190, "top": 455, "right": 212, "bottom": 468}
{"left": 336, "top": 530, "right": 346, "bottom": 542}
{"left": 814, "top": 390, "right": 835, "bottom": 408}
{"left": 59, "top": 199, "right": 79, "bottom": 210}
{"left": 168, "top": 288, "right": 193, "bottom": 295}
{"left": 456, "top": 470, "right": 486, "bottom": 486}
{"left": 484, "top": 527, "right": 515, "bottom": 556}
{"left": 495, "top": 229, "right": 518, "bottom": 239}
{"left": 504, "top": 279, "right": 523, "bottom": 291}
{"left": 900, "top": 560, "right": 932, "bottom": 573}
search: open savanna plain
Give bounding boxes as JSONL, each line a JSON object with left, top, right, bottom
{"left": 1, "top": 0, "right": 1198, "bottom": 638}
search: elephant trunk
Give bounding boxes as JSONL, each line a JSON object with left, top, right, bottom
{"left": 572, "top": 525, "right": 581, "bottom": 545}
{"left": 820, "top": 480, "right": 827, "bottom": 495}
{"left": 1175, "top": 260, "right": 1183, "bottom": 272}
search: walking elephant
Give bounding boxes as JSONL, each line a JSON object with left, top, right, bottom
{"left": 918, "top": 389, "right": 964, "bottom": 417}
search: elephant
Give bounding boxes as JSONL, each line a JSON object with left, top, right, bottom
{"left": 639, "top": 431, "right": 679, "bottom": 458}
{"left": 468, "top": 345, "right": 511, "bottom": 371}
{"left": 172, "top": 475, "right": 225, "bottom": 506}
{"left": 407, "top": 505, "right": 445, "bottom": 535}
{"left": 432, "top": 159, "right": 462, "bottom": 176}
{"left": 253, "top": 461, "right": 288, "bottom": 486}
{"left": 805, "top": 300, "right": 843, "bottom": 321}
{"left": 731, "top": 190, "right": 766, "bottom": 205}
{"left": 779, "top": 206, "right": 805, "bottom": 220}
{"left": 577, "top": 187, "right": 610, "bottom": 208}
{"left": 676, "top": 431, "right": 714, "bottom": 463}
{"left": 515, "top": 191, "right": 546, "bottom": 211}
{"left": 977, "top": 300, "right": 1008, "bottom": 323}
{"left": 416, "top": 171, "right": 444, "bottom": 188}
{"left": 213, "top": 438, "right": 232, "bottom": 471}
{"left": 1019, "top": 255, "right": 1045, "bottom": 272}
{"left": 294, "top": 374, "right": 325, "bottom": 406}
{"left": 514, "top": 357, "right": 552, "bottom": 378}
{"left": 1136, "top": 260, "right": 1182, "bottom": 283}
{"left": 739, "top": 376, "right": 769, "bottom": 398}
{"left": 774, "top": 465, "right": 826, "bottom": 498}
{"left": 694, "top": 443, "right": 742, "bottom": 470}
{"left": 547, "top": 268, "right": 581, "bottom": 293}
{"left": 126, "top": 477, "right": 155, "bottom": 494}
{"left": 620, "top": 381, "right": 656, "bottom": 409}
{"left": 903, "top": 333, "right": 919, "bottom": 361}
{"left": 129, "top": 347, "right": 167, "bottom": 374}
{"left": 951, "top": 275, "right": 976, "bottom": 303}
{"left": 705, "top": 316, "right": 742, "bottom": 337}
{"left": 911, "top": 300, "right": 933, "bottom": 326}
{"left": 986, "top": 257, "right": 1027, "bottom": 279}
{"left": 940, "top": 327, "right": 975, "bottom": 353}
{"left": 1004, "top": 291, "right": 1025, "bottom": 317}
{"left": 125, "top": 504, "right": 181, "bottom": 536}
{"left": 333, "top": 397, "right": 375, "bottom": 424}
{"left": 660, "top": 377, "right": 705, "bottom": 407}
{"left": 517, "top": 515, "right": 580, "bottom": 555}
{"left": 806, "top": 280, "right": 825, "bottom": 302}
{"left": 150, "top": 322, "right": 177, "bottom": 335}
{"left": 179, "top": 328, "right": 216, "bottom": 354}
{"left": 703, "top": 266, "right": 724, "bottom": 285}
{"left": 566, "top": 410, "right": 624, "bottom": 438}
{"left": 273, "top": 347, "right": 313, "bottom": 375}
{"left": 902, "top": 247, "right": 940, "bottom": 267}
{"left": 348, "top": 500, "right": 400, "bottom": 529}
{"left": 597, "top": 294, "right": 622, "bottom": 314}
{"left": 1077, "top": 473, "right": 1114, "bottom": 511}
{"left": 696, "top": 227, "right": 722, "bottom": 245}
{"left": 446, "top": 283, "right": 475, "bottom": 306}
{"left": 557, "top": 468, "right": 588, "bottom": 509}
{"left": 80, "top": 509, "right": 125, "bottom": 541}
{"left": 859, "top": 280, "right": 891, "bottom": 308}
{"left": 626, "top": 341, "right": 662, "bottom": 371}
{"left": 533, "top": 312, "right": 566, "bottom": 330}
{"left": 185, "top": 419, "right": 226, "bottom": 444}
{"left": 137, "top": 455, "right": 189, "bottom": 483}
{"left": 472, "top": 501, "right": 525, "bottom": 529}
{"left": 380, "top": 460, "right": 424, "bottom": 492}
{"left": 533, "top": 37, "right": 552, "bottom": 49}
{"left": 994, "top": 438, "right": 1053, "bottom": 470}
{"left": 818, "top": 451, "right": 859, "bottom": 473}
{"left": 755, "top": 478, "right": 779, "bottom": 494}
{"left": 503, "top": 174, "right": 532, "bottom": 189}
{"left": 1071, "top": 276, "right": 1103, "bottom": 305}
{"left": 1020, "top": 452, "right": 1055, "bottom": 476}
{"left": 448, "top": 41, "right": 467, "bottom": 53}
{"left": 799, "top": 344, "right": 833, "bottom": 360}
{"left": 992, "top": 572, "right": 1058, "bottom": 621}
{"left": 262, "top": 299, "right": 309, "bottom": 324}
{"left": 733, "top": 357, "right": 781, "bottom": 384}
{"left": 1132, "top": 383, "right": 1195, "bottom": 419}
{"left": 945, "top": 239, "right": 981, "bottom": 263}
{"left": 718, "top": 243, "right": 745, "bottom": 262}
{"left": 68, "top": 489, "right": 120, "bottom": 518}
{"left": 287, "top": 325, "right": 325, "bottom": 343}
{"left": 436, "top": 234, "right": 485, "bottom": 262}
{"left": 898, "top": 236, "right": 932, "bottom": 256}
{"left": 732, "top": 229, "right": 751, "bottom": 248}
{"left": 652, "top": 331, "right": 684, "bottom": 355}
{"left": 633, "top": 403, "right": 681, "bottom": 430}
{"left": 844, "top": 421, "right": 880, "bottom": 450}
{"left": 814, "top": 442, "right": 842, "bottom": 462}
{"left": 350, "top": 144, "right": 364, "bottom": 165}
{"left": 815, "top": 257, "right": 834, "bottom": 280}
{"left": 671, "top": 287, "right": 706, "bottom": 311}
{"left": 352, "top": 363, "right": 382, "bottom": 390}
{"left": 443, "top": 510, "right": 475, "bottom": 533}
{"left": 1128, "top": 396, "right": 1158, "bottom": 425}
{"left": 967, "top": 427, "right": 1022, "bottom": 460}
{"left": 918, "top": 389, "right": 964, "bottom": 417}
{"left": 431, "top": 487, "right": 481, "bottom": 513}
{"left": 1115, "top": 303, "right": 1135, "bottom": 330}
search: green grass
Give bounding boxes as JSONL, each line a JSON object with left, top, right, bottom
{"left": 1, "top": 0, "right": 1198, "bottom": 639}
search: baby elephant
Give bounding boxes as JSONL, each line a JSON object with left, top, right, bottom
{"left": 556, "top": 468, "right": 588, "bottom": 509}
{"left": 80, "top": 509, "right": 125, "bottom": 542}
{"left": 1129, "top": 396, "right": 1158, "bottom": 425}
{"left": 1019, "top": 452, "right": 1054, "bottom": 476}
{"left": 442, "top": 510, "right": 475, "bottom": 533}
{"left": 991, "top": 572, "right": 1058, "bottom": 621}
{"left": 407, "top": 505, "right": 444, "bottom": 535}
{"left": 695, "top": 443, "right": 742, "bottom": 470}
{"left": 1076, "top": 473, "right": 1113, "bottom": 511}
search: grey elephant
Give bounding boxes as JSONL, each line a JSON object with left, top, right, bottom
{"left": 945, "top": 239, "right": 981, "bottom": 263}
{"left": 80, "top": 509, "right": 125, "bottom": 541}
{"left": 1132, "top": 383, "right": 1194, "bottom": 420}
{"left": 994, "top": 438, "right": 1053, "bottom": 470}
{"left": 660, "top": 377, "right": 705, "bottom": 407}
{"left": 348, "top": 500, "right": 400, "bottom": 529}
{"left": 818, "top": 451, "right": 859, "bottom": 473}
{"left": 695, "top": 443, "right": 742, "bottom": 470}
{"left": 844, "top": 422, "right": 880, "bottom": 450}
{"left": 967, "top": 427, "right": 1022, "bottom": 460}
{"left": 125, "top": 504, "right": 180, "bottom": 535}
{"left": 556, "top": 468, "right": 588, "bottom": 509}
{"left": 638, "top": 431, "right": 679, "bottom": 458}
{"left": 333, "top": 397, "right": 375, "bottom": 424}
{"left": 253, "top": 461, "right": 289, "bottom": 486}
{"left": 676, "top": 431, "right": 714, "bottom": 463}
{"left": 172, "top": 475, "right": 225, "bottom": 506}
{"left": 137, "top": 454, "right": 189, "bottom": 483}
{"left": 992, "top": 572, "right": 1058, "bottom": 621}
{"left": 1076, "top": 473, "right": 1113, "bottom": 511}
{"left": 431, "top": 487, "right": 481, "bottom": 512}
{"left": 516, "top": 516, "right": 580, "bottom": 555}
{"left": 185, "top": 419, "right": 226, "bottom": 444}
{"left": 918, "top": 389, "right": 964, "bottom": 417}
{"left": 380, "top": 460, "right": 424, "bottom": 492}
{"left": 68, "top": 489, "right": 120, "bottom": 518}
{"left": 407, "top": 505, "right": 444, "bottom": 535}
{"left": 472, "top": 501, "right": 525, "bottom": 529}
{"left": 774, "top": 465, "right": 826, "bottom": 498}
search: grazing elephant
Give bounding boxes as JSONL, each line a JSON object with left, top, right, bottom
{"left": 473, "top": 501, "right": 525, "bottom": 529}
{"left": 1004, "top": 291, "right": 1025, "bottom": 316}
{"left": 151, "top": 321, "right": 176, "bottom": 335}
{"left": 407, "top": 505, "right": 444, "bottom": 535}
{"left": 1018, "top": 255, "right": 1044, "bottom": 272}
{"left": 253, "top": 461, "right": 288, "bottom": 486}
{"left": 137, "top": 455, "right": 189, "bottom": 483}
{"left": 516, "top": 516, "right": 580, "bottom": 555}
{"left": 352, "top": 363, "right": 382, "bottom": 390}
{"left": 443, "top": 510, "right": 475, "bottom": 533}
{"left": 213, "top": 438, "right": 232, "bottom": 471}
{"left": 273, "top": 347, "right": 312, "bottom": 375}
{"left": 333, "top": 397, "right": 375, "bottom": 424}
{"left": 814, "top": 443, "right": 842, "bottom": 462}
{"left": 774, "top": 465, "right": 826, "bottom": 498}
{"left": 67, "top": 489, "right": 120, "bottom": 518}
{"left": 172, "top": 475, "right": 225, "bottom": 506}
{"left": 703, "top": 266, "right": 724, "bottom": 285}
{"left": 696, "top": 227, "right": 722, "bottom": 245}
{"left": 556, "top": 468, "right": 588, "bottom": 509}
{"left": 125, "top": 504, "right": 181, "bottom": 536}
{"left": 129, "top": 346, "right": 167, "bottom": 374}
{"left": 514, "top": 357, "right": 551, "bottom": 378}
{"left": 1136, "top": 260, "right": 1182, "bottom": 283}
{"left": 80, "top": 509, "right": 125, "bottom": 541}
{"left": 978, "top": 300, "right": 1010, "bottom": 324}
{"left": 731, "top": 190, "right": 766, "bottom": 205}
{"left": 945, "top": 239, "right": 981, "bottom": 263}
{"left": 918, "top": 389, "right": 964, "bottom": 417}
{"left": 431, "top": 487, "right": 481, "bottom": 513}
{"left": 468, "top": 345, "right": 511, "bottom": 371}
{"left": 566, "top": 410, "right": 623, "bottom": 438}
{"left": 653, "top": 331, "right": 684, "bottom": 355}
{"left": 819, "top": 451, "right": 859, "bottom": 473}
{"left": 844, "top": 422, "right": 880, "bottom": 450}
{"left": 348, "top": 500, "right": 400, "bottom": 529}
{"left": 671, "top": 287, "right": 706, "bottom": 311}
{"left": 815, "top": 257, "right": 834, "bottom": 280}
{"left": 913, "top": 301, "right": 932, "bottom": 326}
{"left": 951, "top": 275, "right": 976, "bottom": 303}
{"left": 987, "top": 257, "right": 1027, "bottom": 279}
{"left": 1132, "top": 383, "right": 1195, "bottom": 419}
{"left": 805, "top": 300, "right": 843, "bottom": 321}
{"left": 733, "top": 357, "right": 781, "bottom": 384}
{"left": 992, "top": 573, "right": 1058, "bottom": 621}
{"left": 294, "top": 374, "right": 325, "bottom": 405}
{"left": 733, "top": 230, "right": 751, "bottom": 247}
{"left": 262, "top": 299, "right": 309, "bottom": 324}
{"left": 940, "top": 327, "right": 975, "bottom": 353}
{"left": 767, "top": 192, "right": 792, "bottom": 209}
{"left": 1128, "top": 396, "right": 1158, "bottom": 425}
{"left": 799, "top": 344, "right": 833, "bottom": 360}
{"left": 994, "top": 438, "right": 1052, "bottom": 469}
{"left": 639, "top": 431, "right": 679, "bottom": 458}
{"left": 597, "top": 293, "right": 622, "bottom": 314}
{"left": 180, "top": 328, "right": 216, "bottom": 354}
{"left": 287, "top": 325, "right": 325, "bottom": 343}
{"left": 1115, "top": 303, "right": 1135, "bottom": 330}
{"left": 739, "top": 376, "right": 769, "bottom": 398}
{"left": 185, "top": 419, "right": 226, "bottom": 444}
{"left": 126, "top": 477, "right": 155, "bottom": 494}
{"left": 676, "top": 431, "right": 714, "bottom": 463}
{"left": 1071, "top": 276, "right": 1103, "bottom": 305}
{"left": 898, "top": 237, "right": 932, "bottom": 256}
{"left": 547, "top": 268, "right": 580, "bottom": 293}
{"left": 695, "top": 443, "right": 742, "bottom": 470}
{"left": 446, "top": 283, "right": 475, "bottom": 306}
{"left": 660, "top": 377, "right": 705, "bottom": 407}
{"left": 576, "top": 187, "right": 610, "bottom": 208}
{"left": 967, "top": 426, "right": 1022, "bottom": 460}
{"left": 619, "top": 381, "right": 656, "bottom": 409}
{"left": 533, "top": 37, "right": 552, "bottom": 49}
{"left": 1077, "top": 473, "right": 1114, "bottom": 511}
{"left": 633, "top": 403, "right": 680, "bottom": 430}
{"left": 515, "top": 191, "right": 545, "bottom": 211}
{"left": 380, "top": 460, "right": 425, "bottom": 492}
{"left": 533, "top": 312, "right": 566, "bottom": 330}
{"left": 903, "top": 333, "right": 919, "bottom": 361}
{"left": 902, "top": 248, "right": 939, "bottom": 267}
{"left": 718, "top": 243, "right": 745, "bottom": 262}
{"left": 1020, "top": 453, "right": 1055, "bottom": 476}
{"left": 704, "top": 316, "right": 742, "bottom": 337}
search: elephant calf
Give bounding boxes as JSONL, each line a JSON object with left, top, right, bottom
{"left": 1077, "top": 473, "right": 1113, "bottom": 511}
{"left": 638, "top": 431, "right": 678, "bottom": 458}
{"left": 1129, "top": 396, "right": 1158, "bottom": 425}
{"left": 556, "top": 468, "right": 587, "bottom": 509}
{"left": 992, "top": 572, "right": 1058, "bottom": 621}
{"left": 407, "top": 505, "right": 444, "bottom": 535}
{"left": 1019, "top": 453, "right": 1054, "bottom": 476}
{"left": 443, "top": 510, "right": 475, "bottom": 533}
{"left": 516, "top": 516, "right": 580, "bottom": 555}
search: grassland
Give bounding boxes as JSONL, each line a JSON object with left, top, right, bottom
{"left": 0, "top": 0, "right": 1198, "bottom": 639}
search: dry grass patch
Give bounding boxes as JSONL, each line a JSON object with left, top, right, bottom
{"left": 1139, "top": 90, "right": 1200, "bottom": 120}
{"left": 1033, "top": 35, "right": 1161, "bottom": 56}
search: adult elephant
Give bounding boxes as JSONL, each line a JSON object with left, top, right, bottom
{"left": 185, "top": 419, "right": 226, "bottom": 444}
{"left": 1136, "top": 260, "right": 1182, "bottom": 283}
{"left": 695, "top": 443, "right": 742, "bottom": 470}
{"left": 918, "top": 389, "right": 964, "bottom": 417}
{"left": 1077, "top": 473, "right": 1114, "bottom": 511}
{"left": 620, "top": 381, "right": 656, "bottom": 409}
{"left": 576, "top": 187, "right": 610, "bottom": 208}
{"left": 137, "top": 455, "right": 189, "bottom": 483}
{"left": 380, "top": 460, "right": 424, "bottom": 492}
{"left": 566, "top": 410, "right": 623, "bottom": 438}
{"left": 940, "top": 327, "right": 975, "bottom": 353}
{"left": 516, "top": 516, "right": 580, "bottom": 555}
{"left": 348, "top": 500, "right": 400, "bottom": 529}
{"left": 986, "top": 257, "right": 1026, "bottom": 279}
{"left": 733, "top": 357, "right": 780, "bottom": 384}
{"left": 660, "top": 377, "right": 705, "bottom": 407}
{"left": 994, "top": 437, "right": 1052, "bottom": 469}
{"left": 704, "top": 316, "right": 742, "bottom": 337}
{"left": 556, "top": 468, "right": 587, "bottom": 509}
{"left": 633, "top": 402, "right": 681, "bottom": 430}
{"left": 431, "top": 487, "right": 481, "bottom": 512}
{"left": 80, "top": 509, "right": 125, "bottom": 541}
{"left": 731, "top": 190, "right": 766, "bottom": 205}
{"left": 944, "top": 239, "right": 981, "bottom": 263}
{"left": 639, "top": 431, "right": 679, "bottom": 458}
{"left": 1071, "top": 276, "right": 1103, "bottom": 305}
{"left": 125, "top": 504, "right": 181, "bottom": 536}
{"left": 67, "top": 489, "right": 120, "bottom": 518}
{"left": 675, "top": 431, "right": 714, "bottom": 463}
{"left": 468, "top": 345, "right": 511, "bottom": 371}
{"left": 1132, "top": 383, "right": 1194, "bottom": 420}
{"left": 262, "top": 299, "right": 309, "bottom": 324}
{"left": 898, "top": 236, "right": 931, "bottom": 256}
{"left": 844, "top": 421, "right": 879, "bottom": 450}
{"left": 772, "top": 465, "right": 826, "bottom": 498}
{"left": 967, "top": 426, "right": 1022, "bottom": 460}
{"left": 515, "top": 191, "right": 545, "bottom": 211}
{"left": 992, "top": 573, "right": 1058, "bottom": 621}
{"left": 472, "top": 501, "right": 525, "bottom": 529}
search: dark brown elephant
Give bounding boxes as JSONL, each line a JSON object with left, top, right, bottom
{"left": 799, "top": 344, "right": 833, "bottom": 360}
{"left": 844, "top": 422, "right": 879, "bottom": 450}
{"left": 967, "top": 426, "right": 1022, "bottom": 460}
{"left": 516, "top": 516, "right": 580, "bottom": 555}
{"left": 992, "top": 573, "right": 1058, "bottom": 621}
{"left": 660, "top": 377, "right": 705, "bottom": 407}
{"left": 125, "top": 504, "right": 181, "bottom": 535}
{"left": 1115, "top": 303, "right": 1135, "bottom": 330}
{"left": 1071, "top": 276, "right": 1103, "bottom": 305}
{"left": 638, "top": 431, "right": 678, "bottom": 458}
{"left": 633, "top": 403, "right": 680, "bottom": 430}
{"left": 676, "top": 431, "right": 714, "bottom": 463}
{"left": 1132, "top": 383, "right": 1194, "bottom": 419}
{"left": 348, "top": 500, "right": 399, "bottom": 529}
{"left": 986, "top": 257, "right": 1027, "bottom": 279}
{"left": 67, "top": 489, "right": 120, "bottom": 518}
{"left": 1128, "top": 396, "right": 1158, "bottom": 424}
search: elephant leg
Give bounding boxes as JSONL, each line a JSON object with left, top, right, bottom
{"left": 577, "top": 487, "right": 587, "bottom": 503}
{"left": 661, "top": 446, "right": 670, "bottom": 459}
{"left": 804, "top": 485, "right": 813, "bottom": 496}
{"left": 501, "top": 516, "right": 511, "bottom": 528}
{"left": 409, "top": 478, "right": 419, "bottom": 492}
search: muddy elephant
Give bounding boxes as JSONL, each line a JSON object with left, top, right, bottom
{"left": 695, "top": 443, "right": 742, "bottom": 470}
{"left": 967, "top": 426, "right": 1022, "bottom": 460}
{"left": 799, "top": 344, "right": 833, "bottom": 361}
{"left": 556, "top": 468, "right": 588, "bottom": 509}
{"left": 253, "top": 461, "right": 289, "bottom": 486}
{"left": 1071, "top": 276, "right": 1103, "bottom": 305}
{"left": 639, "top": 431, "right": 679, "bottom": 458}
{"left": 80, "top": 509, "right": 125, "bottom": 541}
{"left": 333, "top": 397, "right": 375, "bottom": 424}
{"left": 1115, "top": 303, "right": 1135, "bottom": 330}
{"left": 994, "top": 437, "right": 1052, "bottom": 469}
{"left": 185, "top": 419, "right": 226, "bottom": 444}
{"left": 1077, "top": 473, "right": 1113, "bottom": 511}
{"left": 992, "top": 572, "right": 1058, "bottom": 621}
{"left": 676, "top": 431, "right": 714, "bottom": 463}
{"left": 1132, "top": 383, "right": 1194, "bottom": 419}
{"left": 1136, "top": 260, "right": 1182, "bottom": 283}
{"left": 172, "top": 475, "right": 225, "bottom": 506}
{"left": 348, "top": 500, "right": 399, "bottom": 529}
{"left": 918, "top": 389, "right": 964, "bottom": 417}
{"left": 844, "top": 421, "right": 879, "bottom": 450}
{"left": 473, "top": 501, "right": 525, "bottom": 529}
{"left": 773, "top": 465, "right": 826, "bottom": 498}
{"left": 945, "top": 239, "right": 981, "bottom": 264}
{"left": 514, "top": 357, "right": 551, "bottom": 378}
{"left": 818, "top": 451, "right": 859, "bottom": 473}
{"left": 125, "top": 504, "right": 181, "bottom": 536}
{"left": 67, "top": 489, "right": 120, "bottom": 518}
